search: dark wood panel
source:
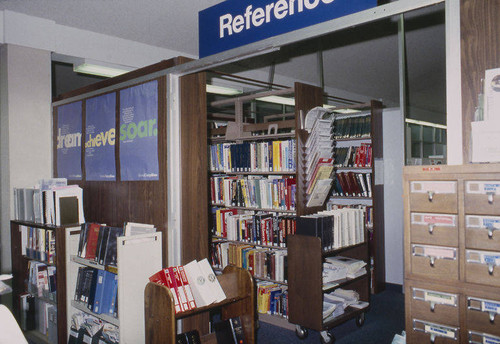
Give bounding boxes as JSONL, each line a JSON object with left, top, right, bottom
{"left": 460, "top": 0, "right": 500, "bottom": 162}
{"left": 294, "top": 82, "right": 324, "bottom": 216}
{"left": 179, "top": 71, "right": 209, "bottom": 334}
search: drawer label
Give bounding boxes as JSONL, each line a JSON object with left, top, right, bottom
{"left": 424, "top": 324, "right": 455, "bottom": 339}
{"left": 411, "top": 181, "right": 456, "bottom": 194}
{"left": 482, "top": 301, "right": 500, "bottom": 314}
{"left": 484, "top": 335, "right": 500, "bottom": 344}
{"left": 424, "top": 246, "right": 456, "bottom": 259}
{"left": 424, "top": 291, "right": 457, "bottom": 306}
{"left": 467, "top": 181, "right": 500, "bottom": 195}
{"left": 412, "top": 213, "right": 457, "bottom": 226}
{"left": 467, "top": 215, "right": 500, "bottom": 229}
{"left": 481, "top": 254, "right": 500, "bottom": 266}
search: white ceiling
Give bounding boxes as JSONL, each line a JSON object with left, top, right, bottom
{"left": 0, "top": 0, "right": 446, "bottom": 122}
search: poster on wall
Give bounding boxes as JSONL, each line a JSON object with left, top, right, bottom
{"left": 85, "top": 93, "right": 117, "bottom": 181}
{"left": 119, "top": 80, "right": 159, "bottom": 181}
{"left": 57, "top": 101, "right": 83, "bottom": 180}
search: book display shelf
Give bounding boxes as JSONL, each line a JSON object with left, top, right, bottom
{"left": 287, "top": 101, "right": 384, "bottom": 344}
{"left": 207, "top": 82, "right": 323, "bottom": 330}
{"left": 66, "top": 228, "right": 162, "bottom": 343}
{"left": 144, "top": 266, "right": 255, "bottom": 344}
{"left": 403, "top": 164, "right": 500, "bottom": 344}
{"left": 10, "top": 220, "right": 78, "bottom": 344}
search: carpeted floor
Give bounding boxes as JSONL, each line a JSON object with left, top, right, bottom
{"left": 257, "top": 287, "right": 405, "bottom": 344}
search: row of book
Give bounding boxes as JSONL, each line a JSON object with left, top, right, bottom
{"left": 27, "top": 261, "right": 57, "bottom": 300}
{"left": 68, "top": 312, "right": 119, "bottom": 344}
{"left": 149, "top": 259, "right": 226, "bottom": 314}
{"left": 210, "top": 175, "right": 296, "bottom": 211}
{"left": 257, "top": 281, "right": 288, "bottom": 318}
{"left": 211, "top": 241, "right": 288, "bottom": 283}
{"left": 14, "top": 178, "right": 85, "bottom": 226}
{"left": 77, "top": 223, "right": 123, "bottom": 267}
{"left": 209, "top": 140, "right": 296, "bottom": 173}
{"left": 332, "top": 172, "right": 372, "bottom": 198}
{"left": 297, "top": 207, "right": 365, "bottom": 251}
{"left": 74, "top": 267, "right": 118, "bottom": 316}
{"left": 334, "top": 144, "right": 372, "bottom": 168}
{"left": 325, "top": 203, "right": 373, "bottom": 229}
{"left": 331, "top": 114, "right": 371, "bottom": 140}
{"left": 19, "top": 294, "right": 57, "bottom": 342}
{"left": 212, "top": 208, "right": 296, "bottom": 247}
{"left": 77, "top": 222, "right": 156, "bottom": 267}
{"left": 21, "top": 226, "right": 56, "bottom": 264}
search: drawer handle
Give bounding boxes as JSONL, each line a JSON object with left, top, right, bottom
{"left": 486, "top": 226, "right": 496, "bottom": 239}
{"left": 490, "top": 312, "right": 496, "bottom": 324}
{"left": 430, "top": 256, "right": 436, "bottom": 267}
{"left": 488, "top": 264, "right": 495, "bottom": 275}
{"left": 430, "top": 302, "right": 436, "bottom": 312}
{"left": 487, "top": 192, "right": 495, "bottom": 204}
{"left": 428, "top": 191, "right": 435, "bottom": 202}
{"left": 428, "top": 224, "right": 435, "bottom": 235}
{"left": 430, "top": 334, "right": 436, "bottom": 344}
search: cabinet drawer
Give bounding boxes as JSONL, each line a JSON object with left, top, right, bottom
{"left": 465, "top": 250, "right": 500, "bottom": 286}
{"left": 409, "top": 181, "right": 457, "bottom": 213}
{"left": 410, "top": 213, "right": 458, "bottom": 246}
{"left": 410, "top": 319, "right": 459, "bottom": 344}
{"left": 468, "top": 330, "right": 500, "bottom": 344}
{"left": 465, "top": 181, "right": 500, "bottom": 215}
{"left": 467, "top": 295, "right": 500, "bottom": 336}
{"left": 411, "top": 245, "right": 458, "bottom": 280}
{"left": 465, "top": 215, "right": 500, "bottom": 250}
{"left": 410, "top": 287, "right": 459, "bottom": 326}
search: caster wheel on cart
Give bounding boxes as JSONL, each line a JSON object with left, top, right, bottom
{"left": 356, "top": 312, "right": 366, "bottom": 327}
{"left": 320, "top": 331, "right": 334, "bottom": 344}
{"left": 295, "top": 325, "right": 309, "bottom": 339}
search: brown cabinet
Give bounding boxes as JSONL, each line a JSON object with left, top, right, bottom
{"left": 404, "top": 164, "right": 500, "bottom": 344}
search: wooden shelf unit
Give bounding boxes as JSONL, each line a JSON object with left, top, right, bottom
{"left": 10, "top": 220, "right": 79, "bottom": 344}
{"left": 207, "top": 82, "right": 324, "bottom": 326}
{"left": 403, "top": 164, "right": 500, "bottom": 344}
{"left": 144, "top": 266, "right": 255, "bottom": 344}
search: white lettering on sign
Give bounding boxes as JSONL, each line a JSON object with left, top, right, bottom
{"left": 219, "top": 0, "right": 337, "bottom": 38}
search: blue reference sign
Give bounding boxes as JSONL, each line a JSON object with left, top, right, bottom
{"left": 199, "top": 0, "right": 377, "bottom": 58}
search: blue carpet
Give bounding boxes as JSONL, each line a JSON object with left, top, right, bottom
{"left": 257, "top": 288, "right": 404, "bottom": 344}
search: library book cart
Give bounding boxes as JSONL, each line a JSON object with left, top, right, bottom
{"left": 144, "top": 266, "right": 255, "bottom": 344}
{"left": 404, "top": 164, "right": 500, "bottom": 344}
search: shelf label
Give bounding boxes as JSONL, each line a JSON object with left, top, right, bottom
{"left": 484, "top": 335, "right": 500, "bottom": 344}
{"left": 423, "top": 246, "right": 456, "bottom": 260}
{"left": 467, "top": 215, "right": 500, "bottom": 229}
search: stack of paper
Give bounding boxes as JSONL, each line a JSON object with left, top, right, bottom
{"left": 324, "top": 256, "right": 367, "bottom": 279}
{"left": 325, "top": 288, "right": 359, "bottom": 308}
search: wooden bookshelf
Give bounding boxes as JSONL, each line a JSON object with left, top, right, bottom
{"left": 145, "top": 266, "right": 255, "bottom": 344}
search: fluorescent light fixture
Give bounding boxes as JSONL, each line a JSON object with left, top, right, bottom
{"left": 206, "top": 84, "right": 243, "bottom": 95}
{"left": 334, "top": 108, "right": 362, "bottom": 114}
{"left": 405, "top": 118, "right": 447, "bottom": 129}
{"left": 73, "top": 58, "right": 135, "bottom": 78}
{"left": 256, "top": 95, "right": 295, "bottom": 106}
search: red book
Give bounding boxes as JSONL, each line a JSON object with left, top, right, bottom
{"left": 337, "top": 172, "right": 351, "bottom": 196}
{"left": 170, "top": 267, "right": 189, "bottom": 312}
{"left": 163, "top": 268, "right": 181, "bottom": 313}
{"left": 178, "top": 266, "right": 197, "bottom": 310}
{"left": 347, "top": 171, "right": 362, "bottom": 196}
{"left": 84, "top": 224, "right": 101, "bottom": 260}
{"left": 354, "top": 147, "right": 362, "bottom": 167}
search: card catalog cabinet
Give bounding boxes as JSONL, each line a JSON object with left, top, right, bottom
{"left": 404, "top": 165, "right": 500, "bottom": 344}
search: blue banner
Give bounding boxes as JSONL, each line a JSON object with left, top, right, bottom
{"left": 119, "top": 80, "right": 159, "bottom": 181}
{"left": 199, "top": 0, "right": 377, "bottom": 57}
{"left": 57, "top": 101, "right": 83, "bottom": 180}
{"left": 85, "top": 93, "right": 117, "bottom": 181}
